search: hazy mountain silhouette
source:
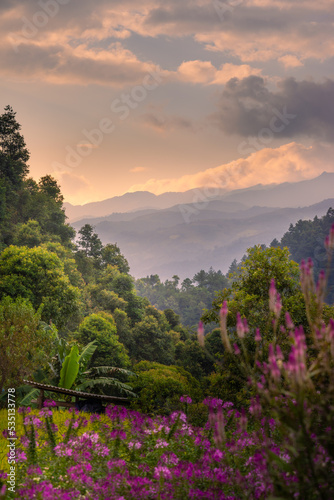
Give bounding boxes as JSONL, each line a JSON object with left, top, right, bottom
{"left": 65, "top": 172, "right": 334, "bottom": 223}
{"left": 64, "top": 189, "right": 226, "bottom": 222}
{"left": 71, "top": 195, "right": 334, "bottom": 280}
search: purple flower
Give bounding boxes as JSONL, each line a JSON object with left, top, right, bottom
{"left": 180, "top": 395, "right": 192, "bottom": 404}
{"left": 43, "top": 400, "right": 56, "bottom": 407}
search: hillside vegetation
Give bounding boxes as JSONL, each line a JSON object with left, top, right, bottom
{"left": 1, "top": 106, "right": 334, "bottom": 498}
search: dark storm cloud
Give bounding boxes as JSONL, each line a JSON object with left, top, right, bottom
{"left": 210, "top": 76, "right": 334, "bottom": 141}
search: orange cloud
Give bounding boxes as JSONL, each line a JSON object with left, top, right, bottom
{"left": 128, "top": 142, "right": 334, "bottom": 195}
{"left": 278, "top": 55, "right": 303, "bottom": 69}
{"left": 175, "top": 61, "right": 262, "bottom": 85}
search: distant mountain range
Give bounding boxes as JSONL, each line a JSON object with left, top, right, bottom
{"left": 65, "top": 172, "right": 334, "bottom": 222}
{"left": 67, "top": 172, "right": 334, "bottom": 280}
{"left": 64, "top": 189, "right": 224, "bottom": 222}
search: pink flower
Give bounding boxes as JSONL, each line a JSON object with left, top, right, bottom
{"left": 212, "top": 449, "right": 223, "bottom": 461}
{"left": 154, "top": 466, "right": 172, "bottom": 479}
{"left": 236, "top": 313, "right": 245, "bottom": 338}
{"left": 180, "top": 395, "right": 192, "bottom": 404}
{"left": 43, "top": 400, "right": 56, "bottom": 407}
{"left": 197, "top": 321, "right": 205, "bottom": 347}
{"left": 220, "top": 301, "right": 228, "bottom": 318}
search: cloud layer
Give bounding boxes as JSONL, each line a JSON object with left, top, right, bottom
{"left": 128, "top": 142, "right": 334, "bottom": 195}
{"left": 1, "top": 0, "right": 334, "bottom": 87}
{"left": 210, "top": 76, "right": 334, "bottom": 141}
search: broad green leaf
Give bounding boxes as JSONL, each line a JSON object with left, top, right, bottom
{"left": 78, "top": 341, "right": 97, "bottom": 371}
{"left": 20, "top": 388, "right": 40, "bottom": 406}
{"left": 59, "top": 345, "right": 80, "bottom": 389}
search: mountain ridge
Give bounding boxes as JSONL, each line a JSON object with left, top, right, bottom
{"left": 64, "top": 172, "right": 334, "bottom": 222}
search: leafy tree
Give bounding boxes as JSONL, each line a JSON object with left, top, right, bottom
{"left": 136, "top": 267, "right": 230, "bottom": 329}
{"left": 202, "top": 246, "right": 303, "bottom": 335}
{"left": 15, "top": 177, "right": 75, "bottom": 248}
{"left": 97, "top": 265, "right": 147, "bottom": 324}
{"left": 130, "top": 361, "right": 202, "bottom": 415}
{"left": 0, "top": 296, "right": 53, "bottom": 392}
{"left": 0, "top": 106, "right": 74, "bottom": 248}
{"left": 0, "top": 105, "right": 30, "bottom": 244}
{"left": 101, "top": 243, "right": 130, "bottom": 274}
{"left": 205, "top": 328, "right": 225, "bottom": 360}
{"left": 87, "top": 285, "right": 127, "bottom": 314}
{"left": 112, "top": 308, "right": 134, "bottom": 352}
{"left": 201, "top": 246, "right": 313, "bottom": 407}
{"left": 0, "top": 245, "right": 81, "bottom": 328}
{"left": 181, "top": 278, "right": 193, "bottom": 292}
{"left": 77, "top": 224, "right": 103, "bottom": 259}
{"left": 175, "top": 338, "right": 214, "bottom": 379}
{"left": 41, "top": 241, "right": 85, "bottom": 289}
{"left": 0, "top": 105, "right": 29, "bottom": 188}
{"left": 278, "top": 208, "right": 334, "bottom": 303}
{"left": 131, "top": 315, "right": 174, "bottom": 365}
{"left": 76, "top": 312, "right": 130, "bottom": 369}
{"left": 164, "top": 308, "right": 181, "bottom": 329}
{"left": 12, "top": 220, "right": 45, "bottom": 248}
{"left": 204, "top": 356, "right": 253, "bottom": 408}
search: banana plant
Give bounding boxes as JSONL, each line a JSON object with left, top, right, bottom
{"left": 55, "top": 340, "right": 136, "bottom": 397}
{"left": 59, "top": 344, "right": 80, "bottom": 389}
{"left": 20, "top": 336, "right": 136, "bottom": 404}
{"left": 75, "top": 365, "right": 137, "bottom": 398}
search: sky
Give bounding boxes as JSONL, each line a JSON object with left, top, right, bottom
{"left": 1, "top": 0, "right": 334, "bottom": 205}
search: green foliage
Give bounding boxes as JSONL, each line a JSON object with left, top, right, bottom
{"left": 42, "top": 241, "right": 85, "bottom": 289}
{"left": 136, "top": 267, "right": 230, "bottom": 329}
{"left": 59, "top": 345, "right": 80, "bottom": 389}
{"left": 278, "top": 207, "right": 334, "bottom": 303}
{"left": 12, "top": 220, "right": 45, "bottom": 247}
{"left": 130, "top": 361, "right": 202, "bottom": 415}
{"left": 201, "top": 246, "right": 313, "bottom": 406}
{"left": 0, "top": 107, "right": 75, "bottom": 249}
{"left": 101, "top": 243, "right": 130, "bottom": 274}
{"left": 204, "top": 359, "right": 253, "bottom": 408}
{"left": 112, "top": 308, "right": 133, "bottom": 352}
{"left": 0, "top": 296, "right": 53, "bottom": 392}
{"left": 203, "top": 246, "right": 304, "bottom": 333}
{"left": 77, "top": 224, "right": 103, "bottom": 259}
{"left": 175, "top": 337, "right": 214, "bottom": 379}
{"left": 204, "top": 235, "right": 334, "bottom": 498}
{"left": 131, "top": 314, "right": 174, "bottom": 365}
{"left": 0, "top": 245, "right": 81, "bottom": 328}
{"left": 76, "top": 312, "right": 130, "bottom": 369}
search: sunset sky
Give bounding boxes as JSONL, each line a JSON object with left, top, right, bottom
{"left": 1, "top": 0, "right": 334, "bottom": 204}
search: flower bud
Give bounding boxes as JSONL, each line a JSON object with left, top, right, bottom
{"left": 236, "top": 312, "right": 245, "bottom": 338}
{"left": 197, "top": 321, "right": 205, "bottom": 347}
{"left": 255, "top": 328, "right": 261, "bottom": 342}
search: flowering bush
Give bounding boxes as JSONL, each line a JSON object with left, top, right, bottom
{"left": 0, "top": 398, "right": 301, "bottom": 499}
{"left": 208, "top": 223, "right": 334, "bottom": 498}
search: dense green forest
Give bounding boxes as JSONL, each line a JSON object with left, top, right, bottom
{"left": 1, "top": 105, "right": 334, "bottom": 415}
{"left": 135, "top": 207, "right": 334, "bottom": 330}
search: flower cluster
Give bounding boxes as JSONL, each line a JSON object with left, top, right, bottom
{"left": 0, "top": 402, "right": 294, "bottom": 499}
